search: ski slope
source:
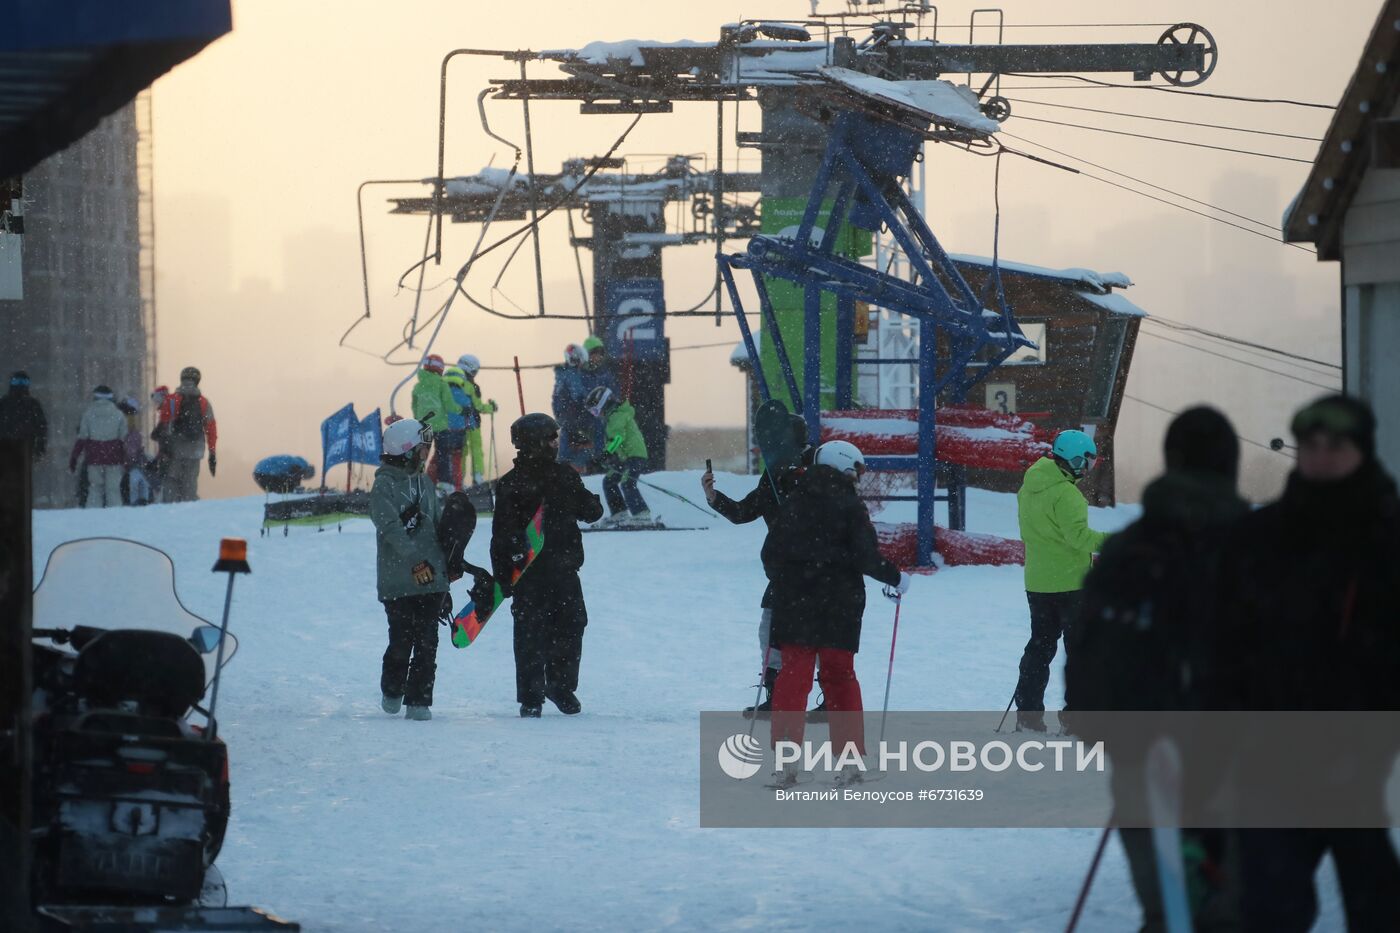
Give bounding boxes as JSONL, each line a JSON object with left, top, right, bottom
{"left": 31, "top": 471, "right": 1354, "bottom": 932}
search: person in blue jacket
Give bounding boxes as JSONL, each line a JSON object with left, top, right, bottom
{"left": 553, "top": 343, "right": 590, "bottom": 471}
{"left": 439, "top": 366, "right": 472, "bottom": 490}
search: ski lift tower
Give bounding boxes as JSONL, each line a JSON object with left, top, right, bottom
{"left": 421, "top": 11, "right": 1218, "bottom": 564}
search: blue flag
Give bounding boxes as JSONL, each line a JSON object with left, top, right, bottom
{"left": 353, "top": 409, "right": 383, "bottom": 465}
{"left": 321, "top": 403, "right": 357, "bottom": 476}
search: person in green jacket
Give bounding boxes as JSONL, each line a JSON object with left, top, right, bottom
{"left": 455, "top": 354, "right": 498, "bottom": 486}
{"left": 370, "top": 417, "right": 449, "bottom": 722}
{"left": 1012, "top": 429, "right": 1110, "bottom": 732}
{"left": 410, "top": 354, "right": 462, "bottom": 491}
{"left": 584, "top": 385, "right": 650, "bottom": 525}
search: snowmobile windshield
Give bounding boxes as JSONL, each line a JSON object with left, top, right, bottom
{"left": 32, "top": 537, "right": 238, "bottom": 687}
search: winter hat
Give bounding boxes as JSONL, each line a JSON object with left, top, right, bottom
{"left": 583, "top": 335, "right": 604, "bottom": 354}
{"left": 1164, "top": 406, "right": 1239, "bottom": 481}
{"left": 151, "top": 385, "right": 169, "bottom": 404}
{"left": 422, "top": 354, "right": 445, "bottom": 374}
{"left": 180, "top": 366, "right": 201, "bottom": 385}
{"left": 1290, "top": 394, "right": 1376, "bottom": 460}
{"left": 92, "top": 385, "right": 113, "bottom": 400}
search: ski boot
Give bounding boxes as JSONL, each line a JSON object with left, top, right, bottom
{"left": 405, "top": 706, "right": 432, "bottom": 721}
{"left": 628, "top": 510, "right": 653, "bottom": 527}
{"left": 833, "top": 765, "right": 866, "bottom": 788}
{"left": 770, "top": 764, "right": 802, "bottom": 789}
{"left": 743, "top": 668, "right": 778, "bottom": 720}
{"left": 520, "top": 703, "right": 542, "bottom": 718}
{"left": 546, "top": 688, "right": 582, "bottom": 715}
{"left": 381, "top": 693, "right": 403, "bottom": 715}
{"left": 1015, "top": 710, "right": 1047, "bottom": 733}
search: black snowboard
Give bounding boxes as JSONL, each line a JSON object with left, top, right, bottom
{"left": 754, "top": 398, "right": 805, "bottom": 475}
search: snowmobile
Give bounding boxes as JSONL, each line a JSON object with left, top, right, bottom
{"left": 27, "top": 538, "right": 294, "bottom": 930}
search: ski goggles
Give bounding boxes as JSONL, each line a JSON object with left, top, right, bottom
{"left": 10, "top": 374, "right": 29, "bottom": 387}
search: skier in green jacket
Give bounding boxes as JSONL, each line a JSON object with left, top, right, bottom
{"left": 1012, "top": 429, "right": 1110, "bottom": 731}
{"left": 584, "top": 385, "right": 650, "bottom": 526}
{"left": 369, "top": 417, "right": 449, "bottom": 722}
{"left": 410, "top": 354, "right": 462, "bottom": 491}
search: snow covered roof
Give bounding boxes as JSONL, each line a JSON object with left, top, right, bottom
{"left": 544, "top": 38, "right": 714, "bottom": 67}
{"left": 730, "top": 330, "right": 760, "bottom": 367}
{"left": 818, "top": 67, "right": 1000, "bottom": 136}
{"left": 949, "top": 254, "right": 1133, "bottom": 294}
{"left": 1075, "top": 289, "right": 1147, "bottom": 319}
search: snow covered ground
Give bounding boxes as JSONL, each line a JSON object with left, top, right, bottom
{"left": 31, "top": 472, "right": 1353, "bottom": 931}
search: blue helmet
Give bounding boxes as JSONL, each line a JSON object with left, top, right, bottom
{"left": 1051, "top": 429, "right": 1098, "bottom": 477}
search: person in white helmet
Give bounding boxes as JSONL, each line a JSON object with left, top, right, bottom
{"left": 370, "top": 417, "right": 449, "bottom": 721}
{"left": 455, "top": 354, "right": 498, "bottom": 486}
{"left": 761, "top": 439, "right": 910, "bottom": 787}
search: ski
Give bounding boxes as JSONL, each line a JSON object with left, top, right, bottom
{"left": 449, "top": 503, "right": 544, "bottom": 649}
{"left": 1145, "top": 736, "right": 1194, "bottom": 933}
{"left": 764, "top": 775, "right": 816, "bottom": 790}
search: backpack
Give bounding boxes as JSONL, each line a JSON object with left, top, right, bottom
{"left": 171, "top": 396, "right": 206, "bottom": 442}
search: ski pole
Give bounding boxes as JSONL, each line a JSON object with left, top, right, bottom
{"left": 513, "top": 356, "right": 525, "bottom": 416}
{"left": 1064, "top": 826, "right": 1112, "bottom": 933}
{"left": 636, "top": 476, "right": 720, "bottom": 519}
{"left": 747, "top": 643, "right": 773, "bottom": 739}
{"left": 995, "top": 690, "right": 1016, "bottom": 733}
{"left": 878, "top": 595, "right": 902, "bottom": 744}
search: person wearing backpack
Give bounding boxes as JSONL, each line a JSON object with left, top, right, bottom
{"left": 159, "top": 366, "right": 218, "bottom": 502}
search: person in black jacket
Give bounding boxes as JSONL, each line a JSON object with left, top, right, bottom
{"left": 761, "top": 440, "right": 908, "bottom": 786}
{"left": 0, "top": 371, "right": 48, "bottom": 461}
{"left": 491, "top": 413, "right": 604, "bottom": 718}
{"left": 702, "top": 414, "right": 812, "bottom": 715}
{"left": 1065, "top": 406, "right": 1248, "bottom": 932}
{"left": 1211, "top": 395, "right": 1400, "bottom": 932}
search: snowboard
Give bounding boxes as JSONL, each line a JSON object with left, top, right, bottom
{"left": 1146, "top": 736, "right": 1194, "bottom": 933}
{"left": 449, "top": 503, "right": 544, "bottom": 649}
{"left": 754, "top": 398, "right": 806, "bottom": 476}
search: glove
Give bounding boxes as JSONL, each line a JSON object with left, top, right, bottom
{"left": 208, "top": 450, "right": 217, "bottom": 477}
{"left": 411, "top": 561, "right": 435, "bottom": 586}
{"left": 882, "top": 571, "right": 912, "bottom": 602}
{"left": 487, "top": 399, "right": 498, "bottom": 413}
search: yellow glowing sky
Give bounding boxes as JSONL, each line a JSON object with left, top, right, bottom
{"left": 151, "top": 0, "right": 1376, "bottom": 500}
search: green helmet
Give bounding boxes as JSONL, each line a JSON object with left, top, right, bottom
{"left": 582, "top": 335, "right": 605, "bottom": 354}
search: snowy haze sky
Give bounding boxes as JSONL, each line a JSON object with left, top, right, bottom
{"left": 150, "top": 0, "right": 1373, "bottom": 502}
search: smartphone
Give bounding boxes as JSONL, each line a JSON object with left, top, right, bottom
{"left": 705, "top": 458, "right": 712, "bottom": 473}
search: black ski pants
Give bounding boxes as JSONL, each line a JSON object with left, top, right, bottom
{"left": 1237, "top": 829, "right": 1400, "bottom": 932}
{"left": 1013, "top": 590, "right": 1081, "bottom": 712}
{"left": 512, "top": 570, "right": 588, "bottom": 706}
{"left": 381, "top": 593, "right": 445, "bottom": 708}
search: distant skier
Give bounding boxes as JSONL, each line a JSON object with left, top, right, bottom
{"left": 1012, "top": 429, "right": 1108, "bottom": 732}
{"left": 702, "top": 413, "right": 813, "bottom": 715}
{"left": 157, "top": 367, "right": 218, "bottom": 503}
{"left": 584, "top": 386, "right": 650, "bottom": 526}
{"left": 118, "top": 397, "right": 152, "bottom": 505}
{"left": 553, "top": 344, "right": 590, "bottom": 471}
{"left": 69, "top": 385, "right": 127, "bottom": 508}
{"left": 455, "top": 354, "right": 498, "bottom": 486}
{"left": 1065, "top": 407, "right": 1247, "bottom": 931}
{"left": 491, "top": 413, "right": 604, "bottom": 717}
{"left": 578, "top": 335, "right": 619, "bottom": 459}
{"left": 148, "top": 385, "right": 172, "bottom": 499}
{"left": 410, "top": 354, "right": 462, "bottom": 492}
{"left": 0, "top": 370, "right": 48, "bottom": 462}
{"left": 440, "top": 365, "right": 471, "bottom": 488}
{"left": 370, "top": 417, "right": 448, "bottom": 722}
{"left": 762, "top": 440, "right": 908, "bottom": 787}
{"left": 1212, "top": 395, "right": 1400, "bottom": 931}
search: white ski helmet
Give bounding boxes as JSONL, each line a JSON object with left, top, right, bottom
{"left": 564, "top": 343, "right": 586, "bottom": 367}
{"left": 816, "top": 439, "right": 865, "bottom": 479}
{"left": 383, "top": 418, "right": 434, "bottom": 458}
{"left": 456, "top": 354, "right": 481, "bottom": 377}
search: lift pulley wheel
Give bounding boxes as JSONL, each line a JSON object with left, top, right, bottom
{"left": 1157, "top": 22, "right": 1218, "bottom": 87}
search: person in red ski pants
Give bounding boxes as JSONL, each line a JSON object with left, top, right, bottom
{"left": 760, "top": 440, "right": 910, "bottom": 786}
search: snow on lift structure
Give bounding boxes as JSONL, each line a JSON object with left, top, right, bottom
{"left": 719, "top": 66, "right": 1035, "bottom": 567}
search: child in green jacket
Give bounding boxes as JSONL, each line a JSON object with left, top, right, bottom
{"left": 584, "top": 386, "right": 650, "bottom": 525}
{"left": 1012, "top": 429, "right": 1110, "bottom": 732}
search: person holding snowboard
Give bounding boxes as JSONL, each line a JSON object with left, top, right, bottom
{"left": 491, "top": 413, "right": 604, "bottom": 718}
{"left": 370, "top": 417, "right": 449, "bottom": 722}
{"left": 702, "top": 413, "right": 813, "bottom": 716}
{"left": 1012, "top": 429, "right": 1109, "bottom": 732}
{"left": 763, "top": 440, "right": 909, "bottom": 787}
{"left": 584, "top": 386, "right": 650, "bottom": 526}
